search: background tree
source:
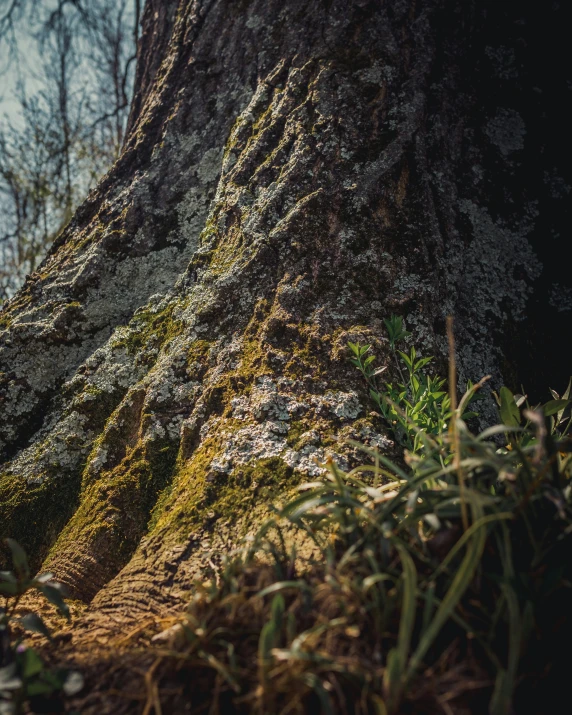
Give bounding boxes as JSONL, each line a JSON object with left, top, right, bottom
{"left": 0, "top": 0, "right": 139, "bottom": 299}
{"left": 0, "top": 0, "right": 570, "bottom": 687}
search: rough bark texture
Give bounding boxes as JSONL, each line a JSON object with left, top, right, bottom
{"left": 0, "top": 0, "right": 570, "bottom": 628}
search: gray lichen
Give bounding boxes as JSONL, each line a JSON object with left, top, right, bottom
{"left": 484, "top": 108, "right": 526, "bottom": 157}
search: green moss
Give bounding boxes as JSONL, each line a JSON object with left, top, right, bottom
{"left": 222, "top": 116, "right": 247, "bottom": 164}
{"left": 48, "top": 436, "right": 179, "bottom": 571}
{"left": 151, "top": 398, "right": 300, "bottom": 534}
{"left": 0, "top": 367, "right": 139, "bottom": 569}
{"left": 181, "top": 305, "right": 276, "bottom": 414}
{"left": 71, "top": 385, "right": 123, "bottom": 427}
{"left": 250, "top": 101, "right": 275, "bottom": 138}
{"left": 118, "top": 301, "right": 184, "bottom": 357}
{"left": 72, "top": 227, "right": 101, "bottom": 253}
{"left": 208, "top": 225, "right": 249, "bottom": 278}
{"left": 32, "top": 332, "right": 209, "bottom": 574}
{"left": 198, "top": 214, "right": 219, "bottom": 246}
{"left": 152, "top": 431, "right": 300, "bottom": 540}
{"left": 147, "top": 477, "right": 175, "bottom": 533}
{"left": 209, "top": 457, "right": 298, "bottom": 523}
{"left": 286, "top": 420, "right": 307, "bottom": 449}
{"left": 222, "top": 88, "right": 279, "bottom": 166}
{"left": 185, "top": 339, "right": 212, "bottom": 369}
{"left": 283, "top": 325, "right": 328, "bottom": 380}
{"left": 0, "top": 470, "right": 82, "bottom": 572}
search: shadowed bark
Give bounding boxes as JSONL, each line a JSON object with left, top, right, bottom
{"left": 0, "top": 0, "right": 569, "bottom": 627}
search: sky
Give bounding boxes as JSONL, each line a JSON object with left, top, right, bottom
{"left": 0, "top": 20, "right": 43, "bottom": 127}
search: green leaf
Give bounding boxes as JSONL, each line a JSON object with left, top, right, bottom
{"left": 4, "top": 539, "right": 29, "bottom": 580}
{"left": 490, "top": 669, "right": 511, "bottom": 715}
{"left": 20, "top": 613, "right": 52, "bottom": 640}
{"left": 395, "top": 543, "right": 417, "bottom": 673}
{"left": 371, "top": 695, "right": 389, "bottom": 715}
{"left": 24, "top": 679, "right": 57, "bottom": 697}
{"left": 197, "top": 650, "right": 240, "bottom": 692}
{"left": 258, "top": 621, "right": 276, "bottom": 667}
{"left": 33, "top": 668, "right": 65, "bottom": 689}
{"left": 20, "top": 648, "right": 44, "bottom": 679}
{"left": 493, "top": 585, "right": 521, "bottom": 715}
{"left": 383, "top": 648, "right": 402, "bottom": 711}
{"left": 415, "top": 357, "right": 433, "bottom": 370}
{"left": 270, "top": 594, "right": 285, "bottom": 634}
{"left": 286, "top": 611, "right": 297, "bottom": 643}
{"left": 257, "top": 581, "right": 311, "bottom": 599}
{"left": 36, "top": 583, "right": 70, "bottom": 619}
{"left": 0, "top": 582, "right": 18, "bottom": 597}
{"left": 542, "top": 399, "right": 570, "bottom": 417}
{"left": 383, "top": 316, "right": 398, "bottom": 338}
{"left": 499, "top": 387, "right": 521, "bottom": 428}
{"left": 362, "top": 573, "right": 393, "bottom": 591}
{"left": 398, "top": 351, "right": 412, "bottom": 370}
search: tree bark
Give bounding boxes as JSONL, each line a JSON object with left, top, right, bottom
{"left": 0, "top": 0, "right": 570, "bottom": 625}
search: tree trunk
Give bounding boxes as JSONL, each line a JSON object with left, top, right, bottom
{"left": 0, "top": 0, "right": 569, "bottom": 626}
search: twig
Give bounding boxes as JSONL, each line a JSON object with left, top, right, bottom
{"left": 447, "top": 316, "right": 468, "bottom": 532}
{"left": 113, "top": 616, "right": 156, "bottom": 647}
{"left": 142, "top": 657, "right": 163, "bottom": 715}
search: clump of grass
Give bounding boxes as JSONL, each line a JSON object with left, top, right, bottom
{"left": 141, "top": 319, "right": 572, "bottom": 714}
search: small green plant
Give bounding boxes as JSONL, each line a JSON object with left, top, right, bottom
{"left": 349, "top": 316, "right": 480, "bottom": 456}
{"left": 494, "top": 380, "right": 571, "bottom": 445}
{"left": 383, "top": 314, "right": 411, "bottom": 352}
{"left": 0, "top": 539, "right": 83, "bottom": 714}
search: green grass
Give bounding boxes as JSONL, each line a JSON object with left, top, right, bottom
{"left": 139, "top": 322, "right": 572, "bottom": 714}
